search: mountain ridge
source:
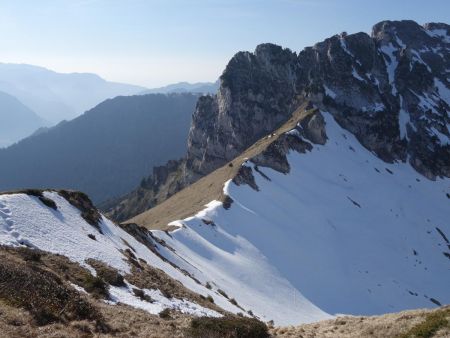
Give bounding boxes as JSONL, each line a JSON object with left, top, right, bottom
{"left": 105, "top": 19, "right": 450, "bottom": 222}
{"left": 141, "top": 80, "right": 219, "bottom": 95}
{"left": 0, "top": 93, "right": 198, "bottom": 203}
{"left": 0, "top": 62, "right": 146, "bottom": 123}
{"left": 0, "top": 90, "right": 46, "bottom": 148}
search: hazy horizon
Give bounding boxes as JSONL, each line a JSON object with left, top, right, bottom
{"left": 2, "top": 0, "right": 449, "bottom": 87}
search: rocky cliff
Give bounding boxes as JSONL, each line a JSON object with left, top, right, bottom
{"left": 188, "top": 19, "right": 449, "bottom": 179}
{"left": 105, "top": 20, "right": 450, "bottom": 222}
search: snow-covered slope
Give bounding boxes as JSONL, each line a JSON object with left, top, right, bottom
{"left": 0, "top": 191, "right": 239, "bottom": 317}
{"left": 148, "top": 112, "right": 450, "bottom": 325}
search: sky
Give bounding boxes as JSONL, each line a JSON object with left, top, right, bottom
{"left": 1, "top": 0, "right": 449, "bottom": 88}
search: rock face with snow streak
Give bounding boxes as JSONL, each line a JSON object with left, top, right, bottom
{"left": 106, "top": 20, "right": 449, "bottom": 222}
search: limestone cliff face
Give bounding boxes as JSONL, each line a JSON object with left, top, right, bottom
{"left": 105, "top": 20, "right": 450, "bottom": 222}
{"left": 186, "top": 44, "right": 300, "bottom": 179}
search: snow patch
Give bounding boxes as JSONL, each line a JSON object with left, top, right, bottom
{"left": 352, "top": 67, "right": 366, "bottom": 82}
{"left": 429, "top": 127, "right": 450, "bottom": 146}
{"left": 323, "top": 85, "right": 337, "bottom": 99}
{"left": 380, "top": 43, "right": 399, "bottom": 95}
{"left": 109, "top": 282, "right": 221, "bottom": 317}
{"left": 434, "top": 78, "right": 450, "bottom": 106}
{"left": 399, "top": 96, "right": 411, "bottom": 140}
{"left": 426, "top": 29, "right": 450, "bottom": 43}
{"left": 340, "top": 37, "right": 361, "bottom": 65}
{"left": 361, "top": 103, "right": 385, "bottom": 113}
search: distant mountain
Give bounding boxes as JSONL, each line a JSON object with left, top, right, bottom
{"left": 0, "top": 93, "right": 198, "bottom": 203}
{"left": 0, "top": 91, "right": 46, "bottom": 148}
{"left": 141, "top": 80, "right": 219, "bottom": 95}
{"left": 0, "top": 63, "right": 146, "bottom": 123}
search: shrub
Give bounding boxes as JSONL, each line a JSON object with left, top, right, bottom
{"left": 83, "top": 274, "right": 109, "bottom": 299}
{"left": 98, "top": 267, "right": 124, "bottom": 287}
{"left": 230, "top": 298, "right": 238, "bottom": 306}
{"left": 185, "top": 316, "right": 269, "bottom": 338}
{"left": 159, "top": 308, "right": 171, "bottom": 319}
{"left": 161, "top": 289, "right": 172, "bottom": 299}
{"left": 217, "top": 289, "right": 229, "bottom": 299}
{"left": 87, "top": 259, "right": 125, "bottom": 287}
{"left": 17, "top": 247, "right": 42, "bottom": 262}
{"left": 206, "top": 295, "right": 214, "bottom": 303}
{"left": 0, "top": 257, "right": 103, "bottom": 326}
{"left": 38, "top": 196, "right": 58, "bottom": 210}
{"left": 132, "top": 288, "right": 154, "bottom": 303}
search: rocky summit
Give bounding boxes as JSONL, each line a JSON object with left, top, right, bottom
{"left": 106, "top": 20, "right": 450, "bottom": 222}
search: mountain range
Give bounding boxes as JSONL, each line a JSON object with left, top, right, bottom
{"left": 0, "top": 19, "right": 449, "bottom": 337}
{"left": 0, "top": 93, "right": 198, "bottom": 203}
{"left": 140, "top": 81, "right": 219, "bottom": 95}
{"left": 0, "top": 91, "right": 45, "bottom": 148}
{"left": 0, "top": 63, "right": 146, "bottom": 123}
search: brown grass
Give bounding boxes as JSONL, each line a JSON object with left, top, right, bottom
{"left": 124, "top": 255, "right": 225, "bottom": 314}
{"left": 271, "top": 306, "right": 450, "bottom": 338}
{"left": 0, "top": 246, "right": 221, "bottom": 337}
{"left": 0, "top": 247, "right": 104, "bottom": 328}
{"left": 0, "top": 289, "right": 195, "bottom": 338}
{"left": 399, "top": 307, "right": 450, "bottom": 338}
{"left": 86, "top": 259, "right": 126, "bottom": 287}
{"left": 126, "top": 103, "right": 316, "bottom": 231}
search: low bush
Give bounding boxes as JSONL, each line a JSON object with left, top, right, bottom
{"left": 87, "top": 259, "right": 125, "bottom": 287}
{"left": 132, "top": 288, "right": 154, "bottom": 303}
{"left": 17, "top": 247, "right": 42, "bottom": 262}
{"left": 217, "top": 289, "right": 229, "bottom": 299}
{"left": 82, "top": 274, "right": 109, "bottom": 299}
{"left": 159, "top": 308, "right": 171, "bottom": 319}
{"left": 0, "top": 257, "right": 103, "bottom": 327}
{"left": 185, "top": 316, "right": 269, "bottom": 338}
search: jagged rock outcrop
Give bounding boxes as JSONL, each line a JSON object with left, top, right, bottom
{"left": 188, "top": 19, "right": 449, "bottom": 180}
{"left": 105, "top": 20, "right": 450, "bottom": 222}
{"left": 186, "top": 44, "right": 300, "bottom": 180}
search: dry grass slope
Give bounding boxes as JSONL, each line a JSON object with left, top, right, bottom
{"left": 271, "top": 306, "right": 450, "bottom": 338}
{"left": 0, "top": 246, "right": 243, "bottom": 337}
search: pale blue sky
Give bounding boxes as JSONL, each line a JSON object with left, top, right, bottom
{"left": 1, "top": 0, "right": 449, "bottom": 87}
